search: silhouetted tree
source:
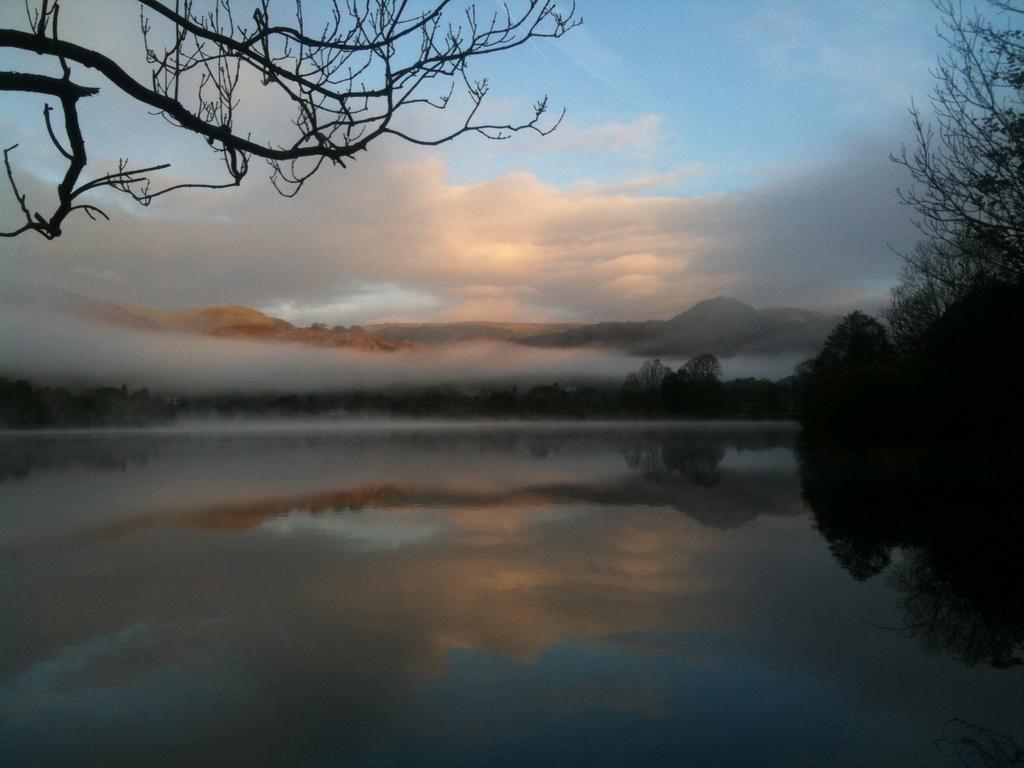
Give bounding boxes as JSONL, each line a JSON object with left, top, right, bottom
{"left": 798, "top": 312, "right": 906, "bottom": 441}
{"left": 621, "top": 358, "right": 670, "bottom": 416}
{"left": 682, "top": 353, "right": 722, "bottom": 382}
{"left": 634, "top": 358, "right": 671, "bottom": 391}
{"left": 884, "top": 239, "right": 987, "bottom": 353}
{"left": 810, "top": 312, "right": 894, "bottom": 373}
{"left": 723, "top": 376, "right": 790, "bottom": 418}
{"left": 662, "top": 352, "right": 725, "bottom": 416}
{"left": 0, "top": 0, "right": 579, "bottom": 238}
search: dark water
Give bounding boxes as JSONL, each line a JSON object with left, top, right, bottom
{"left": 0, "top": 423, "right": 1020, "bottom": 767}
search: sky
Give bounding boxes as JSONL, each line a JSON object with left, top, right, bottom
{"left": 0, "top": 0, "right": 955, "bottom": 325}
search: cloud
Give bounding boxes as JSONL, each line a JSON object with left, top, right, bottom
{"left": 548, "top": 26, "right": 642, "bottom": 107}
{"left": 2, "top": 123, "right": 917, "bottom": 324}
{"left": 541, "top": 114, "right": 665, "bottom": 156}
{"left": 0, "top": 1, "right": 924, "bottom": 325}
{"left": 433, "top": 297, "right": 542, "bottom": 323}
{"left": 1, "top": 154, "right": 733, "bottom": 322}
{"left": 722, "top": 135, "right": 918, "bottom": 310}
{"left": 263, "top": 283, "right": 443, "bottom": 327}
{"left": 592, "top": 165, "right": 712, "bottom": 196}
{"left": 742, "top": 3, "right": 935, "bottom": 117}
{"left": 0, "top": 0, "right": 949, "bottom": 347}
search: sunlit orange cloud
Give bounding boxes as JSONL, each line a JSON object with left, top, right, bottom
{"left": 4, "top": 153, "right": 741, "bottom": 324}
{"left": 4, "top": 133, "right": 916, "bottom": 323}
{"left": 437, "top": 283, "right": 543, "bottom": 320}
{"left": 331, "top": 162, "right": 740, "bottom": 321}
{"left": 435, "top": 297, "right": 544, "bottom": 322}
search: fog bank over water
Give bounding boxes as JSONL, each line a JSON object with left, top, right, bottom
{"left": 0, "top": 306, "right": 807, "bottom": 392}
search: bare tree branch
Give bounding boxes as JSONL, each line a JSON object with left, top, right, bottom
{"left": 0, "top": 0, "right": 580, "bottom": 238}
{"left": 891, "top": 0, "right": 1024, "bottom": 280}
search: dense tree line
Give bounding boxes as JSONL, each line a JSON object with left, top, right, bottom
{"left": 794, "top": 3, "right": 1024, "bottom": 690}
{"left": 800, "top": 0, "right": 1024, "bottom": 444}
{"left": 0, "top": 357, "right": 796, "bottom": 428}
{"left": 619, "top": 354, "right": 794, "bottom": 418}
{"left": 797, "top": 283, "right": 1023, "bottom": 443}
{"left": 0, "top": 379, "right": 171, "bottom": 428}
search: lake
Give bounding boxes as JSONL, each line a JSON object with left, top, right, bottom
{"left": 1, "top": 423, "right": 1020, "bottom": 767}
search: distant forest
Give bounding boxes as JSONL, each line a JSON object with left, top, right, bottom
{"left": 0, "top": 355, "right": 796, "bottom": 428}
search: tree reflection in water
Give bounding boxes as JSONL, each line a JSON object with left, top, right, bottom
{"left": 1, "top": 425, "right": 1020, "bottom": 767}
{"left": 935, "top": 718, "right": 1023, "bottom": 768}
{"left": 799, "top": 444, "right": 1023, "bottom": 670}
{"left": 621, "top": 437, "right": 726, "bottom": 487}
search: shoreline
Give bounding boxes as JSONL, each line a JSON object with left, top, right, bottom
{"left": 0, "top": 417, "right": 800, "bottom": 437}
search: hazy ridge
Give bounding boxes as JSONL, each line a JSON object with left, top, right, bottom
{"left": 3, "top": 284, "right": 835, "bottom": 359}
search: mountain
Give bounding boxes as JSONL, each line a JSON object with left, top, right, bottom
{"left": 4, "top": 284, "right": 836, "bottom": 358}
{"left": 517, "top": 297, "right": 837, "bottom": 356}
{"left": 3, "top": 284, "right": 406, "bottom": 352}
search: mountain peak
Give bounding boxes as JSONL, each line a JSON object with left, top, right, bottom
{"left": 668, "top": 296, "right": 758, "bottom": 323}
{"left": 6, "top": 284, "right": 836, "bottom": 359}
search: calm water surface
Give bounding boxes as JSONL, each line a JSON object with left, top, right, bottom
{"left": 0, "top": 423, "right": 1020, "bottom": 767}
